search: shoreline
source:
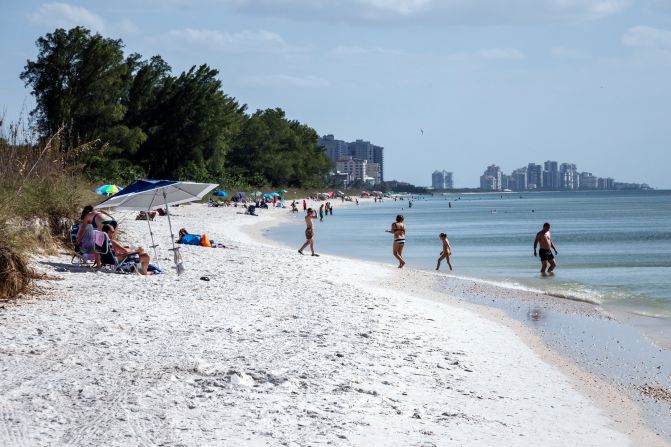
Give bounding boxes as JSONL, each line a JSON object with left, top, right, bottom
{"left": 0, "top": 201, "right": 667, "bottom": 445}
{"left": 256, "top": 201, "right": 671, "bottom": 445}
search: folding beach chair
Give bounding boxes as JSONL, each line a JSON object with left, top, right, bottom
{"left": 97, "top": 232, "right": 140, "bottom": 274}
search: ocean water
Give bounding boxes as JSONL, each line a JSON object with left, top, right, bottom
{"left": 271, "top": 191, "right": 671, "bottom": 320}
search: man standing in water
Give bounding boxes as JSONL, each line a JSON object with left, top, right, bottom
{"left": 298, "top": 208, "right": 319, "bottom": 256}
{"left": 534, "top": 222, "right": 558, "bottom": 274}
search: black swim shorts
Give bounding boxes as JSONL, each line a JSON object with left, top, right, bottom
{"left": 539, "top": 248, "right": 554, "bottom": 261}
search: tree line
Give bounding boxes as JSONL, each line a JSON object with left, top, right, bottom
{"left": 19, "top": 27, "right": 332, "bottom": 187}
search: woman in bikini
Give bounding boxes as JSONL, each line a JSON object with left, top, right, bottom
{"left": 75, "top": 205, "right": 118, "bottom": 244}
{"left": 386, "top": 214, "right": 406, "bottom": 268}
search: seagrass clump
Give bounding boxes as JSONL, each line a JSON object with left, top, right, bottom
{"left": 0, "top": 243, "right": 35, "bottom": 301}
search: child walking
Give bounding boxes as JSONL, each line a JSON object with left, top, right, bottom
{"left": 436, "top": 233, "right": 453, "bottom": 271}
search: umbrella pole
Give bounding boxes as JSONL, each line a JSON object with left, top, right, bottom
{"left": 163, "top": 190, "right": 184, "bottom": 275}
{"left": 146, "top": 212, "right": 159, "bottom": 269}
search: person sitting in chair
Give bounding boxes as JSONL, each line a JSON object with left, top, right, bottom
{"left": 101, "top": 224, "right": 151, "bottom": 275}
{"left": 76, "top": 205, "right": 118, "bottom": 244}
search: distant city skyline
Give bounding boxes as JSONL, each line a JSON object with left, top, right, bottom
{"left": 319, "top": 134, "right": 384, "bottom": 186}
{"left": 1, "top": 1, "right": 670, "bottom": 188}
{"left": 478, "top": 161, "right": 650, "bottom": 191}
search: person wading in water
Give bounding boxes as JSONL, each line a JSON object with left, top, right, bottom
{"left": 534, "top": 222, "right": 558, "bottom": 274}
{"left": 386, "top": 214, "right": 406, "bottom": 268}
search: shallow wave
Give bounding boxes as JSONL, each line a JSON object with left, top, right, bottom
{"left": 440, "top": 272, "right": 604, "bottom": 305}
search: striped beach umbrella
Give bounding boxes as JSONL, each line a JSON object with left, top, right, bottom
{"left": 95, "top": 184, "right": 122, "bottom": 196}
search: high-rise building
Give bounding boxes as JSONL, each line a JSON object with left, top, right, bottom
{"left": 371, "top": 145, "right": 384, "bottom": 182}
{"left": 431, "top": 170, "right": 454, "bottom": 189}
{"left": 320, "top": 135, "right": 384, "bottom": 182}
{"left": 560, "top": 163, "right": 579, "bottom": 190}
{"left": 511, "top": 167, "right": 528, "bottom": 191}
{"left": 480, "top": 165, "right": 502, "bottom": 190}
{"left": 318, "top": 135, "right": 349, "bottom": 163}
{"left": 580, "top": 172, "right": 598, "bottom": 189}
{"left": 335, "top": 156, "right": 372, "bottom": 184}
{"left": 366, "top": 162, "right": 381, "bottom": 185}
{"left": 543, "top": 160, "right": 560, "bottom": 190}
{"left": 527, "top": 163, "right": 543, "bottom": 189}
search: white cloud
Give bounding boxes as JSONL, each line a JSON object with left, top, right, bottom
{"left": 220, "top": 0, "right": 629, "bottom": 25}
{"left": 622, "top": 26, "right": 671, "bottom": 48}
{"left": 163, "top": 28, "right": 289, "bottom": 53}
{"left": 29, "top": 3, "right": 105, "bottom": 32}
{"left": 241, "top": 74, "right": 331, "bottom": 88}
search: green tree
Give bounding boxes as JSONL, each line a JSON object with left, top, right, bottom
{"left": 139, "top": 64, "right": 246, "bottom": 179}
{"left": 20, "top": 27, "right": 145, "bottom": 156}
{"left": 228, "top": 108, "right": 331, "bottom": 187}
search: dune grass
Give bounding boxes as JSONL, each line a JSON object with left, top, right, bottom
{"left": 0, "top": 124, "right": 96, "bottom": 300}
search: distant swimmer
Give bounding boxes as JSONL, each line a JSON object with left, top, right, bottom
{"left": 436, "top": 233, "right": 453, "bottom": 271}
{"left": 298, "top": 208, "right": 319, "bottom": 256}
{"left": 534, "top": 222, "right": 558, "bottom": 274}
{"left": 386, "top": 214, "right": 406, "bottom": 268}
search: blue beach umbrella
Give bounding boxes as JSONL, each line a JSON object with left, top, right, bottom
{"left": 95, "top": 184, "right": 122, "bottom": 196}
{"left": 213, "top": 190, "right": 228, "bottom": 197}
{"left": 270, "top": 192, "right": 280, "bottom": 197}
{"left": 262, "top": 193, "right": 273, "bottom": 199}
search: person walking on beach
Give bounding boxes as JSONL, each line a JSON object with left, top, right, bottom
{"left": 534, "top": 222, "right": 558, "bottom": 274}
{"left": 302, "top": 199, "right": 307, "bottom": 212}
{"left": 319, "top": 204, "right": 325, "bottom": 222}
{"left": 436, "top": 233, "right": 453, "bottom": 271}
{"left": 386, "top": 215, "right": 406, "bottom": 268}
{"left": 298, "top": 208, "right": 319, "bottom": 256}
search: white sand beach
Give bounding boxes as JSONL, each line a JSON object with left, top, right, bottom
{"left": 0, "top": 202, "right": 665, "bottom": 446}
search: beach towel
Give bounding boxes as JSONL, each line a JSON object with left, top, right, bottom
{"left": 93, "top": 230, "right": 106, "bottom": 248}
{"left": 79, "top": 224, "right": 95, "bottom": 253}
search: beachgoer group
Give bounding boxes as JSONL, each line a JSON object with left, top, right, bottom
{"left": 290, "top": 197, "right": 557, "bottom": 278}
{"left": 75, "top": 205, "right": 154, "bottom": 275}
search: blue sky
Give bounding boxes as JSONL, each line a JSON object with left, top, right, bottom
{"left": 1, "top": 0, "right": 670, "bottom": 187}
